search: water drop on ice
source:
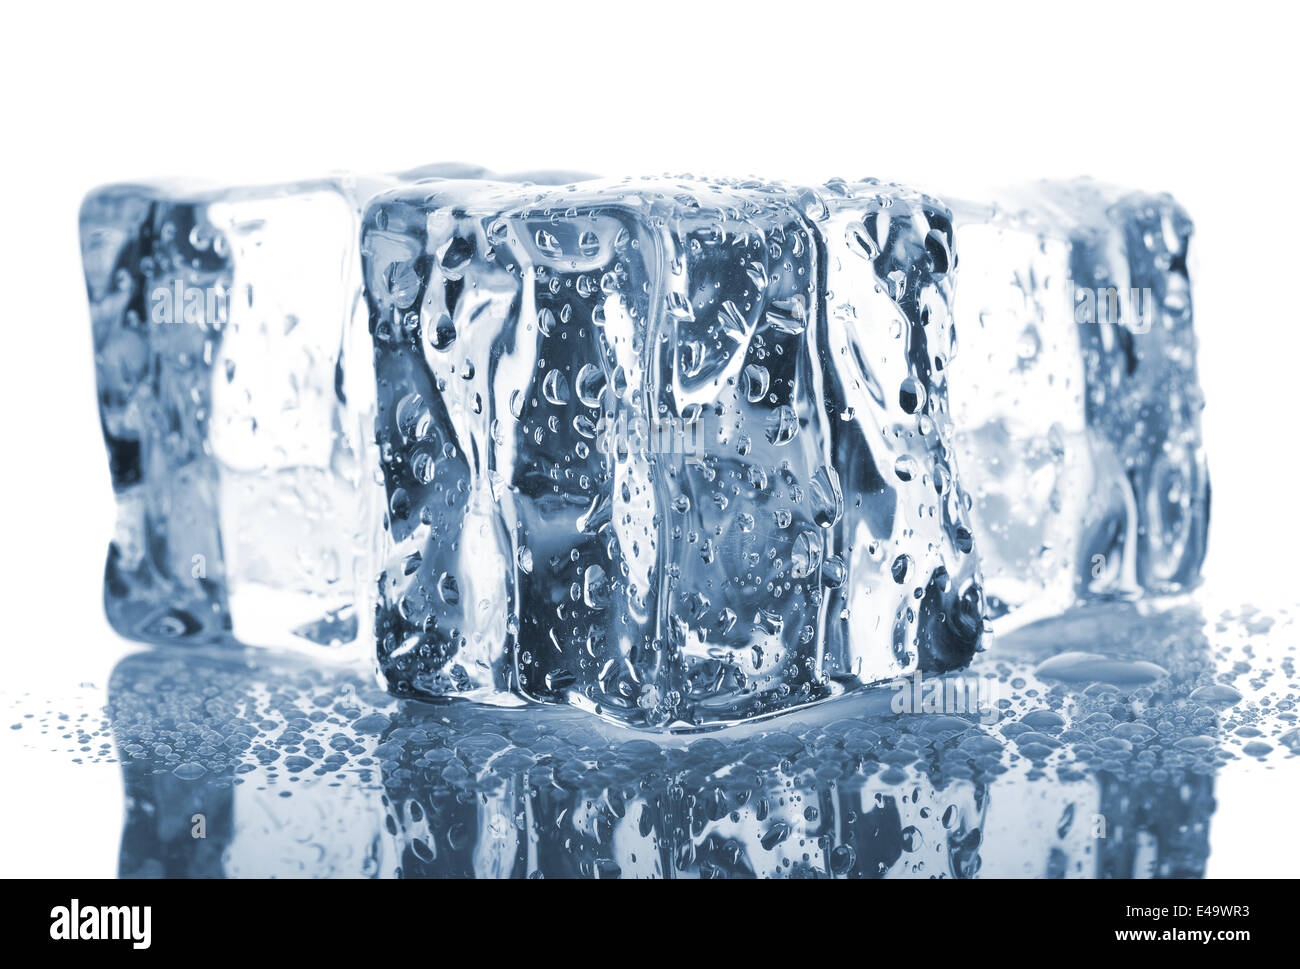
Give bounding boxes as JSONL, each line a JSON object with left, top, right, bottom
{"left": 575, "top": 364, "right": 606, "bottom": 407}
{"left": 395, "top": 392, "right": 431, "bottom": 442}
{"left": 583, "top": 565, "right": 610, "bottom": 609}
{"left": 898, "top": 376, "right": 926, "bottom": 414}
{"left": 765, "top": 406, "right": 798, "bottom": 445}
{"left": 891, "top": 554, "right": 912, "bottom": 584}
{"left": 543, "top": 369, "right": 570, "bottom": 405}
{"left": 438, "top": 572, "right": 460, "bottom": 606}
{"left": 743, "top": 364, "right": 770, "bottom": 403}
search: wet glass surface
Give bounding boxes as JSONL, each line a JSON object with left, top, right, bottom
{"left": 4, "top": 590, "right": 1296, "bottom": 877}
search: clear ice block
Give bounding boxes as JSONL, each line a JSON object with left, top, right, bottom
{"left": 82, "top": 166, "right": 593, "bottom": 658}
{"left": 946, "top": 180, "right": 1208, "bottom": 630}
{"left": 85, "top": 164, "right": 1209, "bottom": 733}
{"left": 364, "top": 175, "right": 985, "bottom": 728}
{"left": 82, "top": 174, "right": 395, "bottom": 656}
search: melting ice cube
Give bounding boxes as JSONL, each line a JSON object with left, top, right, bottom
{"left": 81, "top": 165, "right": 592, "bottom": 659}
{"left": 364, "top": 175, "right": 984, "bottom": 728}
{"left": 84, "top": 165, "right": 1209, "bottom": 733}
{"left": 946, "top": 180, "right": 1209, "bottom": 630}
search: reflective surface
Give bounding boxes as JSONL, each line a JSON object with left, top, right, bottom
{"left": 5, "top": 590, "right": 1294, "bottom": 877}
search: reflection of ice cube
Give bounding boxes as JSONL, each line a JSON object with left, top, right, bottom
{"left": 364, "top": 176, "right": 984, "bottom": 729}
{"left": 979, "top": 765, "right": 1214, "bottom": 878}
{"left": 108, "top": 651, "right": 393, "bottom": 877}
{"left": 978, "top": 771, "right": 1102, "bottom": 877}
{"left": 100, "top": 598, "right": 1226, "bottom": 878}
{"left": 221, "top": 776, "right": 392, "bottom": 879}
{"left": 374, "top": 702, "right": 994, "bottom": 879}
{"left": 947, "top": 181, "right": 1208, "bottom": 630}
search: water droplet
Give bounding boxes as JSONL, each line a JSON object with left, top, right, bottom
{"left": 543, "top": 369, "right": 570, "bottom": 405}
{"left": 899, "top": 376, "right": 926, "bottom": 414}
{"left": 430, "top": 314, "right": 456, "bottom": 350}
{"left": 791, "top": 531, "right": 822, "bottom": 579}
{"left": 1188, "top": 683, "right": 1243, "bottom": 706}
{"left": 534, "top": 229, "right": 561, "bottom": 257}
{"left": 891, "top": 554, "right": 912, "bottom": 584}
{"left": 537, "top": 307, "right": 557, "bottom": 336}
{"left": 395, "top": 392, "right": 431, "bottom": 442}
{"left": 584, "top": 564, "right": 610, "bottom": 609}
{"left": 1032, "top": 652, "right": 1169, "bottom": 685}
{"left": 575, "top": 364, "right": 606, "bottom": 408}
{"left": 410, "top": 449, "right": 436, "bottom": 485}
{"left": 830, "top": 844, "right": 856, "bottom": 875}
{"left": 765, "top": 405, "right": 798, "bottom": 445}
{"left": 742, "top": 364, "right": 770, "bottom": 403}
{"left": 809, "top": 466, "right": 844, "bottom": 527}
{"left": 438, "top": 236, "right": 473, "bottom": 277}
{"left": 438, "top": 572, "right": 460, "bottom": 606}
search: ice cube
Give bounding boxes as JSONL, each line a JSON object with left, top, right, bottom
{"left": 83, "top": 173, "right": 402, "bottom": 656}
{"left": 365, "top": 175, "right": 984, "bottom": 728}
{"left": 82, "top": 166, "right": 595, "bottom": 657}
{"left": 946, "top": 180, "right": 1208, "bottom": 630}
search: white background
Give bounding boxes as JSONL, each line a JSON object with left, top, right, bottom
{"left": 0, "top": 0, "right": 1295, "bottom": 876}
